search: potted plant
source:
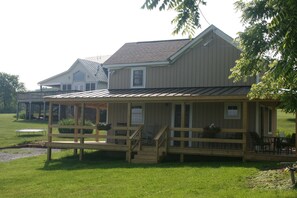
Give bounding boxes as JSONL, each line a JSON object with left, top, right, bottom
{"left": 203, "top": 123, "right": 220, "bottom": 138}
{"left": 96, "top": 123, "right": 111, "bottom": 131}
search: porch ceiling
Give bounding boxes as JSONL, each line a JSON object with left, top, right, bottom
{"left": 44, "top": 86, "right": 252, "bottom": 103}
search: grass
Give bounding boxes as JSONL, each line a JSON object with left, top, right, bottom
{"left": 277, "top": 109, "right": 296, "bottom": 136}
{"left": 0, "top": 113, "right": 296, "bottom": 197}
{"left": 0, "top": 114, "right": 48, "bottom": 148}
{"left": 0, "top": 150, "right": 296, "bottom": 198}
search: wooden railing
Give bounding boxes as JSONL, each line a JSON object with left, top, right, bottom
{"left": 169, "top": 127, "right": 245, "bottom": 155}
{"left": 127, "top": 125, "right": 144, "bottom": 162}
{"left": 154, "top": 125, "right": 169, "bottom": 162}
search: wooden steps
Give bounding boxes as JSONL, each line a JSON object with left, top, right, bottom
{"left": 131, "top": 146, "right": 160, "bottom": 164}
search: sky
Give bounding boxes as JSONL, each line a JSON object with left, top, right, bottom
{"left": 0, "top": 0, "right": 244, "bottom": 91}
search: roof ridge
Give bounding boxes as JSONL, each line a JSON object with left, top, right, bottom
{"left": 125, "top": 39, "right": 190, "bottom": 44}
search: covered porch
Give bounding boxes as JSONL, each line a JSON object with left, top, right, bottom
{"left": 45, "top": 87, "right": 297, "bottom": 163}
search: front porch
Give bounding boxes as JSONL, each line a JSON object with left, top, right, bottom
{"left": 44, "top": 88, "right": 297, "bottom": 163}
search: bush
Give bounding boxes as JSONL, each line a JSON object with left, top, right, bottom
{"left": 58, "top": 118, "right": 94, "bottom": 134}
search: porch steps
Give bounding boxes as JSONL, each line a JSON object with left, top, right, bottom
{"left": 131, "top": 146, "right": 161, "bottom": 164}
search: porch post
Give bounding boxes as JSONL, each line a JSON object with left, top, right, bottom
{"left": 95, "top": 107, "right": 100, "bottom": 142}
{"left": 295, "top": 112, "right": 297, "bottom": 157}
{"left": 180, "top": 103, "right": 185, "bottom": 163}
{"left": 43, "top": 102, "right": 46, "bottom": 120}
{"left": 47, "top": 102, "right": 53, "bottom": 161}
{"left": 73, "top": 105, "right": 79, "bottom": 156}
{"left": 79, "top": 103, "right": 85, "bottom": 161}
{"left": 29, "top": 101, "right": 32, "bottom": 120}
{"left": 126, "top": 102, "right": 131, "bottom": 162}
{"left": 16, "top": 102, "right": 19, "bottom": 120}
{"left": 242, "top": 101, "right": 248, "bottom": 161}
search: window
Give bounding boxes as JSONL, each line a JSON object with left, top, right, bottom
{"left": 131, "top": 68, "right": 146, "bottom": 88}
{"left": 224, "top": 103, "right": 241, "bottom": 119}
{"left": 131, "top": 105, "right": 144, "bottom": 125}
{"left": 73, "top": 71, "right": 85, "bottom": 82}
{"left": 86, "top": 83, "right": 96, "bottom": 91}
{"left": 62, "top": 84, "right": 72, "bottom": 91}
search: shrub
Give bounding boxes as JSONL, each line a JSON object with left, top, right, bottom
{"left": 58, "top": 118, "right": 94, "bottom": 134}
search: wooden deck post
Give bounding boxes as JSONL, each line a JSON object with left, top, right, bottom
{"left": 242, "top": 101, "right": 248, "bottom": 161}
{"left": 295, "top": 112, "right": 297, "bottom": 157}
{"left": 79, "top": 103, "right": 85, "bottom": 161}
{"left": 126, "top": 102, "right": 131, "bottom": 162}
{"left": 180, "top": 103, "right": 185, "bottom": 163}
{"left": 47, "top": 102, "right": 53, "bottom": 161}
{"left": 95, "top": 107, "right": 100, "bottom": 142}
{"left": 73, "top": 105, "right": 79, "bottom": 156}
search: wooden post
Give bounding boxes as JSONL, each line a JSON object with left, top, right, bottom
{"left": 47, "top": 102, "right": 53, "bottom": 161}
{"left": 180, "top": 103, "right": 185, "bottom": 162}
{"left": 95, "top": 107, "right": 100, "bottom": 142}
{"left": 242, "top": 101, "right": 248, "bottom": 161}
{"left": 295, "top": 112, "right": 297, "bottom": 157}
{"left": 79, "top": 103, "right": 85, "bottom": 161}
{"left": 73, "top": 105, "right": 79, "bottom": 156}
{"left": 126, "top": 103, "right": 131, "bottom": 162}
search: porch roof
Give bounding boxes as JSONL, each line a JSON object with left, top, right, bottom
{"left": 44, "top": 86, "right": 252, "bottom": 103}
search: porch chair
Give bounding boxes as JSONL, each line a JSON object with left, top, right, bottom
{"left": 249, "top": 132, "right": 272, "bottom": 152}
{"left": 278, "top": 133, "right": 296, "bottom": 154}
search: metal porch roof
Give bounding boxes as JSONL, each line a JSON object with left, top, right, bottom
{"left": 44, "top": 86, "right": 251, "bottom": 103}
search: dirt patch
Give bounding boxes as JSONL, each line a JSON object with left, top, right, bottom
{"left": 0, "top": 148, "right": 60, "bottom": 162}
{"left": 247, "top": 168, "right": 296, "bottom": 190}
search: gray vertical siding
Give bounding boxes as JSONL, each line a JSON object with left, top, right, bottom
{"left": 109, "top": 32, "right": 255, "bottom": 89}
{"left": 108, "top": 103, "right": 128, "bottom": 126}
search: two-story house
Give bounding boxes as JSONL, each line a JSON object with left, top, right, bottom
{"left": 45, "top": 25, "right": 296, "bottom": 163}
{"left": 17, "top": 57, "right": 109, "bottom": 120}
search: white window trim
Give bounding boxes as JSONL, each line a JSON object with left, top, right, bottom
{"left": 130, "top": 67, "right": 146, "bottom": 88}
{"left": 131, "top": 104, "right": 145, "bottom": 125}
{"left": 224, "top": 102, "right": 241, "bottom": 119}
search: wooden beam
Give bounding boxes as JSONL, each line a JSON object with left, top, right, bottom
{"left": 296, "top": 112, "right": 297, "bottom": 157}
{"left": 95, "top": 107, "right": 100, "bottom": 142}
{"left": 47, "top": 102, "right": 53, "bottom": 161}
{"left": 242, "top": 101, "right": 248, "bottom": 161}
{"left": 126, "top": 102, "right": 131, "bottom": 162}
{"left": 180, "top": 103, "right": 185, "bottom": 162}
{"left": 73, "top": 105, "right": 79, "bottom": 155}
{"left": 79, "top": 103, "right": 85, "bottom": 161}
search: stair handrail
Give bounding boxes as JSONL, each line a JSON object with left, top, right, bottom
{"left": 154, "top": 125, "right": 169, "bottom": 162}
{"left": 127, "top": 125, "right": 144, "bottom": 162}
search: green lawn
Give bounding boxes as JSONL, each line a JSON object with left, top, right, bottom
{"left": 0, "top": 114, "right": 48, "bottom": 147}
{"left": 277, "top": 109, "right": 296, "bottom": 136}
{"left": 0, "top": 150, "right": 296, "bottom": 198}
{"left": 0, "top": 113, "right": 297, "bottom": 197}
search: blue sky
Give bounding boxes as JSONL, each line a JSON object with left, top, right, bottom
{"left": 0, "top": 0, "right": 243, "bottom": 90}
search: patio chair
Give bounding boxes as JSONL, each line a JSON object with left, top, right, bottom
{"left": 249, "top": 132, "right": 272, "bottom": 152}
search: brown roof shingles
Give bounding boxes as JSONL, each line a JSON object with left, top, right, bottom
{"left": 103, "top": 39, "right": 190, "bottom": 65}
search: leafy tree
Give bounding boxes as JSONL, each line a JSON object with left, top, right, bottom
{"left": 0, "top": 72, "right": 26, "bottom": 113}
{"left": 230, "top": 0, "right": 297, "bottom": 113}
{"left": 142, "top": 0, "right": 206, "bottom": 37}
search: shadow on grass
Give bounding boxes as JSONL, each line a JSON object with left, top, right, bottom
{"left": 41, "top": 150, "right": 274, "bottom": 171}
{"left": 16, "top": 134, "right": 44, "bottom": 138}
{"left": 287, "top": 118, "right": 296, "bottom": 123}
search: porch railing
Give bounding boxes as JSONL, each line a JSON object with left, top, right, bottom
{"left": 127, "top": 125, "right": 144, "bottom": 162}
{"left": 154, "top": 125, "right": 169, "bottom": 162}
{"left": 169, "top": 127, "right": 245, "bottom": 155}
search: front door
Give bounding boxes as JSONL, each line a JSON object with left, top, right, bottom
{"left": 171, "top": 103, "right": 192, "bottom": 147}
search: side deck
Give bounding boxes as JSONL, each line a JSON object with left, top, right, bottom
{"left": 46, "top": 125, "right": 297, "bottom": 163}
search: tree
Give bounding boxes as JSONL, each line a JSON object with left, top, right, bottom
{"left": 142, "top": 0, "right": 206, "bottom": 37}
{"left": 0, "top": 72, "right": 26, "bottom": 113}
{"left": 230, "top": 0, "right": 297, "bottom": 113}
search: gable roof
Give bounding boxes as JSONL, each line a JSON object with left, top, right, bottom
{"left": 103, "top": 25, "right": 238, "bottom": 68}
{"left": 38, "top": 58, "right": 107, "bottom": 85}
{"left": 103, "top": 39, "right": 190, "bottom": 67}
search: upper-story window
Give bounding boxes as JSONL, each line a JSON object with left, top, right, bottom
{"left": 86, "top": 83, "right": 96, "bottom": 91}
{"left": 62, "top": 84, "right": 72, "bottom": 91}
{"left": 131, "top": 67, "right": 146, "bottom": 88}
{"left": 73, "top": 71, "right": 85, "bottom": 82}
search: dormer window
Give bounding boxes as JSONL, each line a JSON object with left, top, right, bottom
{"left": 131, "top": 67, "right": 146, "bottom": 88}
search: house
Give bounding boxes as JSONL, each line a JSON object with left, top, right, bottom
{"left": 45, "top": 25, "right": 297, "bottom": 163}
{"left": 16, "top": 56, "right": 109, "bottom": 120}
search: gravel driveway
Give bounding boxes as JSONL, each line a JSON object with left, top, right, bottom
{"left": 0, "top": 148, "right": 59, "bottom": 162}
